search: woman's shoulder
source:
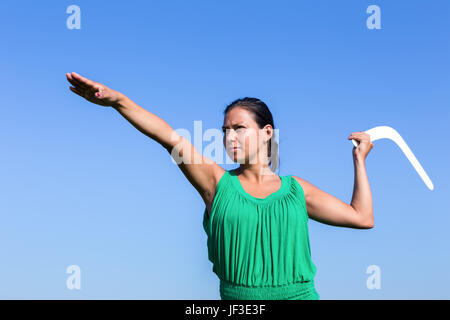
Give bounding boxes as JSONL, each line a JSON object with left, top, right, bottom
{"left": 211, "top": 167, "right": 234, "bottom": 192}
{"left": 213, "top": 166, "right": 227, "bottom": 182}
{"left": 290, "top": 175, "right": 325, "bottom": 203}
{"left": 290, "top": 175, "right": 312, "bottom": 199}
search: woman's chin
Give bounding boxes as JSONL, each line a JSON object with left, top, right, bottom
{"left": 229, "top": 155, "right": 242, "bottom": 163}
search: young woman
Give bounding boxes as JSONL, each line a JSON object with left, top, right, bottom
{"left": 66, "top": 72, "right": 374, "bottom": 300}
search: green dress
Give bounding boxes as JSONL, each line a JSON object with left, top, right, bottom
{"left": 202, "top": 170, "right": 320, "bottom": 300}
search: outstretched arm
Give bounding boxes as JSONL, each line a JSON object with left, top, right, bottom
{"left": 66, "top": 72, "right": 179, "bottom": 149}
{"left": 293, "top": 131, "right": 374, "bottom": 229}
{"left": 66, "top": 72, "right": 224, "bottom": 208}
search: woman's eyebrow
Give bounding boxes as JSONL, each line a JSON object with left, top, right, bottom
{"left": 221, "top": 123, "right": 246, "bottom": 130}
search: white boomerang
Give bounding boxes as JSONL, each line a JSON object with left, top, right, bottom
{"left": 351, "top": 126, "right": 434, "bottom": 191}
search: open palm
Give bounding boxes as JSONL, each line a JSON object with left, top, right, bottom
{"left": 66, "top": 72, "right": 123, "bottom": 107}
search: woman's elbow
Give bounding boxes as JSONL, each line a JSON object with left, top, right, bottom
{"left": 360, "top": 217, "right": 374, "bottom": 229}
{"left": 364, "top": 221, "right": 374, "bottom": 229}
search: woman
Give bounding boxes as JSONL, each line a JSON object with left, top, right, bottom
{"left": 66, "top": 72, "right": 374, "bottom": 300}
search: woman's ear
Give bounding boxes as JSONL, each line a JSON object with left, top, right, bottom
{"left": 264, "top": 125, "right": 273, "bottom": 143}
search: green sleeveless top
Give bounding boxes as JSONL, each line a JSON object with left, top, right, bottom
{"left": 202, "top": 170, "right": 318, "bottom": 295}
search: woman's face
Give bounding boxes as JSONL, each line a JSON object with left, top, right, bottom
{"left": 222, "top": 107, "right": 272, "bottom": 165}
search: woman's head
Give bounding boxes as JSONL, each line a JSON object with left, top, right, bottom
{"left": 222, "top": 97, "right": 279, "bottom": 172}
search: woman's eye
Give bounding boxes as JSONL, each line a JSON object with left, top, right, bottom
{"left": 222, "top": 126, "right": 245, "bottom": 134}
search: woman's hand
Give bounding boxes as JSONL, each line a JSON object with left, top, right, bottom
{"left": 348, "top": 131, "right": 374, "bottom": 161}
{"left": 66, "top": 72, "right": 124, "bottom": 107}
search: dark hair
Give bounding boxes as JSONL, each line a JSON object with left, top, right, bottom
{"left": 223, "top": 97, "right": 280, "bottom": 172}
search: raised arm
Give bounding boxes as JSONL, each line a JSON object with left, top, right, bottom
{"left": 293, "top": 131, "right": 374, "bottom": 229}
{"left": 66, "top": 72, "right": 224, "bottom": 210}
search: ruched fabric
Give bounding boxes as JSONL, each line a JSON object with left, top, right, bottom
{"left": 202, "top": 170, "right": 319, "bottom": 300}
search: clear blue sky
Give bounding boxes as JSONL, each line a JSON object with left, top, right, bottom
{"left": 1, "top": 0, "right": 449, "bottom": 299}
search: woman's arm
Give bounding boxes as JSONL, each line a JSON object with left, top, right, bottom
{"left": 66, "top": 72, "right": 175, "bottom": 149}
{"left": 294, "top": 131, "right": 374, "bottom": 229}
{"left": 349, "top": 153, "right": 374, "bottom": 227}
{"left": 112, "top": 94, "right": 225, "bottom": 206}
{"left": 111, "top": 94, "right": 182, "bottom": 151}
{"left": 66, "top": 72, "right": 224, "bottom": 207}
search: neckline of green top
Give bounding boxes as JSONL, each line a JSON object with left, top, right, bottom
{"left": 229, "top": 170, "right": 290, "bottom": 204}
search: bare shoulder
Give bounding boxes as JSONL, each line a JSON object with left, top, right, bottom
{"left": 204, "top": 164, "right": 226, "bottom": 200}
{"left": 204, "top": 165, "right": 226, "bottom": 218}
{"left": 213, "top": 165, "right": 227, "bottom": 187}
{"left": 291, "top": 175, "right": 314, "bottom": 200}
{"left": 292, "top": 175, "right": 328, "bottom": 203}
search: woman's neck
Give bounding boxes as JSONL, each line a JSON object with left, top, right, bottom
{"left": 235, "top": 165, "right": 276, "bottom": 184}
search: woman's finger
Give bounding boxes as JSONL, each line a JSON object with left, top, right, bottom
{"left": 69, "top": 86, "right": 85, "bottom": 97}
{"left": 66, "top": 73, "right": 89, "bottom": 90}
{"left": 71, "top": 72, "right": 96, "bottom": 89}
{"left": 66, "top": 74, "right": 85, "bottom": 90}
{"left": 349, "top": 132, "right": 371, "bottom": 141}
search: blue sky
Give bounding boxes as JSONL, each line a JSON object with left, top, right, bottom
{"left": 0, "top": 0, "right": 449, "bottom": 299}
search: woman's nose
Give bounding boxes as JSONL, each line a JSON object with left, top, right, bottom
{"left": 225, "top": 139, "right": 236, "bottom": 148}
